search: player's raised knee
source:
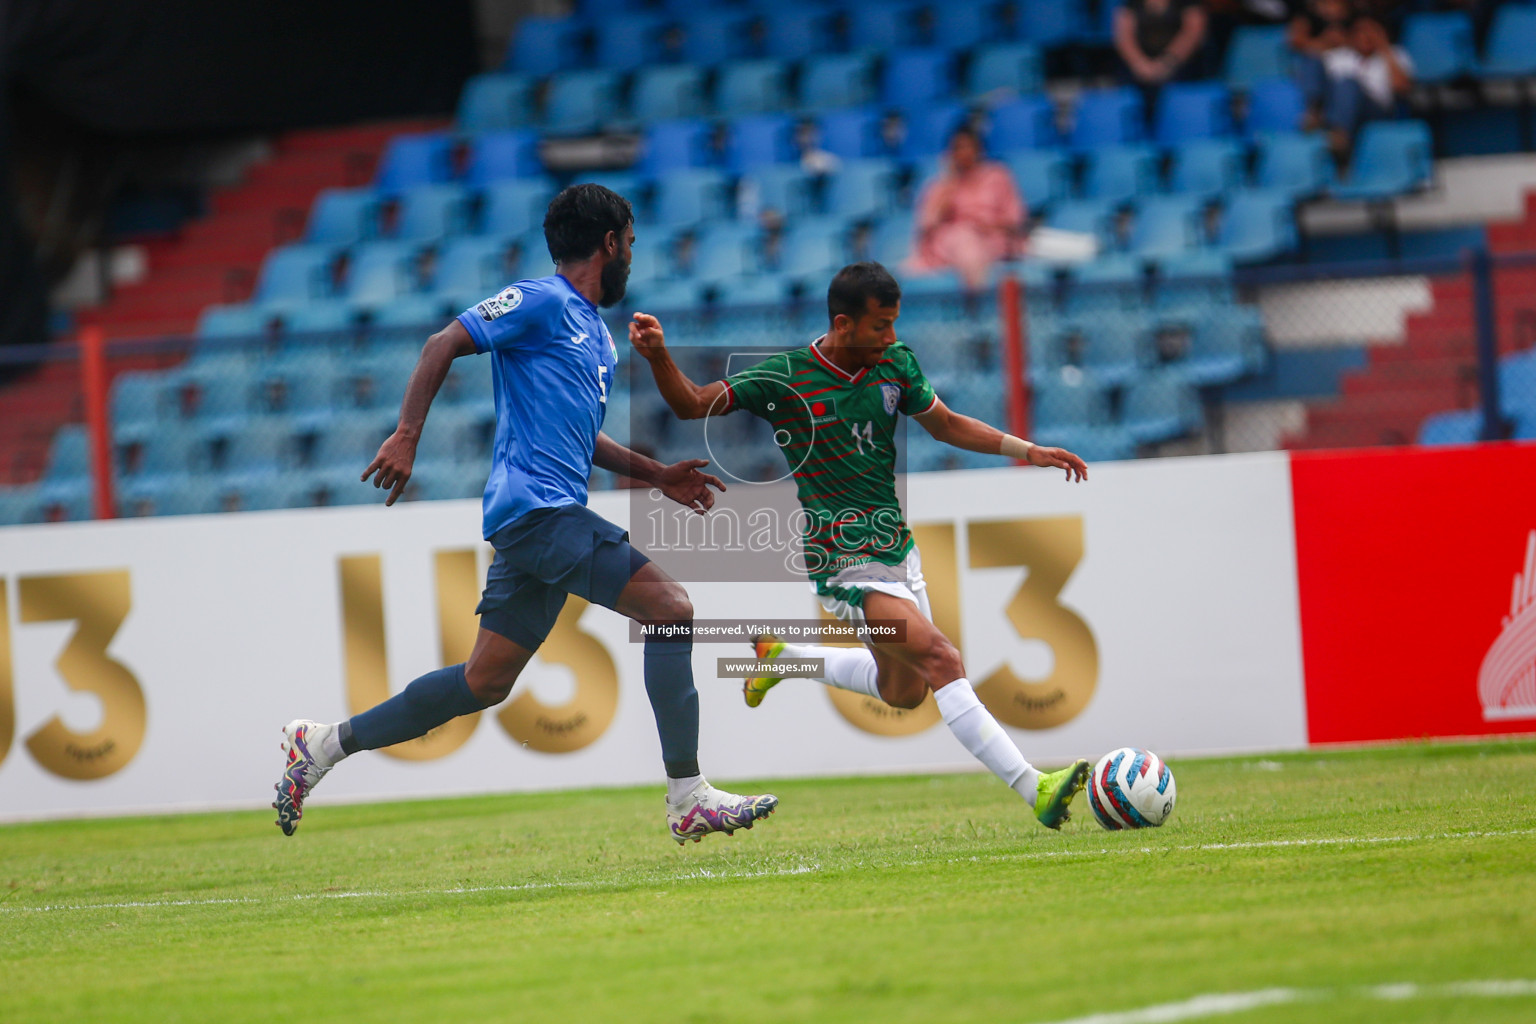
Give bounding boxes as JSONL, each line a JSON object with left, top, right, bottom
{"left": 465, "top": 662, "right": 518, "bottom": 706}
{"left": 920, "top": 636, "right": 965, "bottom": 686}
{"left": 643, "top": 583, "right": 694, "bottom": 630}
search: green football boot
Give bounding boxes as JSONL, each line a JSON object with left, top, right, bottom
{"left": 1034, "top": 759, "right": 1091, "bottom": 830}
{"left": 743, "top": 634, "right": 786, "bottom": 708}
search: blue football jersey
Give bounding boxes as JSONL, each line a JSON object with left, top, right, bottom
{"left": 456, "top": 275, "right": 618, "bottom": 538}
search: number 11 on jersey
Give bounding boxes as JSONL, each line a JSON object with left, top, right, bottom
{"left": 850, "top": 420, "right": 874, "bottom": 454}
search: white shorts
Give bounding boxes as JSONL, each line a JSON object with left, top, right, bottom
{"left": 814, "top": 546, "right": 933, "bottom": 626}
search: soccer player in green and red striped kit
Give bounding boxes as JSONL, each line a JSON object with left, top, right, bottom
{"left": 629, "top": 262, "right": 1094, "bottom": 829}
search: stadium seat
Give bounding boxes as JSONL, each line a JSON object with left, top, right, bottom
{"left": 1082, "top": 145, "right": 1160, "bottom": 205}
{"left": 1122, "top": 372, "right": 1203, "bottom": 443}
{"left": 1214, "top": 189, "right": 1297, "bottom": 263}
{"left": 709, "top": 273, "right": 797, "bottom": 308}
{"left": 1332, "top": 120, "right": 1433, "bottom": 201}
{"left": 1005, "top": 149, "right": 1072, "bottom": 213}
{"left": 690, "top": 222, "right": 759, "bottom": 285}
{"left": 345, "top": 242, "right": 423, "bottom": 304}
{"left": 198, "top": 303, "right": 278, "bottom": 339}
{"left": 817, "top": 107, "right": 887, "bottom": 161}
{"left": 1018, "top": 0, "right": 1087, "bottom": 46}
{"left": 1169, "top": 138, "right": 1245, "bottom": 199}
{"left": 390, "top": 185, "right": 469, "bottom": 242}
{"left": 1481, "top": 5, "right": 1536, "bottom": 78}
{"left": 375, "top": 134, "right": 454, "bottom": 192}
{"left": 630, "top": 65, "right": 707, "bottom": 123}
{"left": 111, "top": 372, "right": 164, "bottom": 432}
{"left": 967, "top": 43, "right": 1044, "bottom": 98}
{"left": 463, "top": 131, "right": 542, "bottom": 185}
{"left": 1079, "top": 316, "right": 1148, "bottom": 388}
{"left": 1179, "top": 309, "right": 1265, "bottom": 384}
{"left": 1128, "top": 195, "right": 1205, "bottom": 257}
{"left": 593, "top": 13, "right": 670, "bottom": 74}
{"left": 1153, "top": 250, "right": 1234, "bottom": 309}
{"left": 543, "top": 70, "right": 622, "bottom": 135}
{"left": 1224, "top": 26, "right": 1290, "bottom": 90}
{"left": 640, "top": 119, "right": 716, "bottom": 177}
{"left": 1254, "top": 132, "right": 1334, "bottom": 197}
{"left": 1071, "top": 87, "right": 1144, "bottom": 151}
{"left": 254, "top": 245, "right": 339, "bottom": 303}
{"left": 1417, "top": 409, "right": 1481, "bottom": 445}
{"left": 1155, "top": 83, "right": 1233, "bottom": 147}
{"left": 848, "top": 1, "right": 927, "bottom": 52}
{"left": 1498, "top": 351, "right": 1536, "bottom": 419}
{"left": 716, "top": 60, "right": 792, "bottom": 116}
{"left": 631, "top": 277, "right": 707, "bottom": 311}
{"left": 1400, "top": 12, "right": 1476, "bottom": 84}
{"left": 283, "top": 301, "right": 361, "bottom": 336}
{"left": 724, "top": 114, "right": 797, "bottom": 174}
{"left": 314, "top": 414, "right": 396, "bottom": 470}
{"left": 826, "top": 159, "right": 900, "bottom": 221}
{"left": 684, "top": 10, "right": 762, "bottom": 65}
{"left": 1066, "top": 254, "right": 1144, "bottom": 314}
{"left": 800, "top": 53, "right": 879, "bottom": 110}
{"left": 369, "top": 295, "right": 460, "bottom": 329}
{"left": 881, "top": 49, "right": 954, "bottom": 108}
{"left": 763, "top": 6, "right": 838, "bottom": 61}
{"left": 457, "top": 74, "right": 535, "bottom": 132}
{"left": 505, "top": 16, "right": 588, "bottom": 78}
{"left": 740, "top": 165, "right": 817, "bottom": 218}
{"left": 900, "top": 102, "right": 971, "bottom": 162}
{"left": 306, "top": 188, "right": 380, "bottom": 245}
{"left": 1243, "top": 78, "right": 1305, "bottom": 136}
{"left": 653, "top": 169, "right": 733, "bottom": 227}
{"left": 872, "top": 212, "right": 915, "bottom": 265}
{"left": 936, "top": 3, "right": 1000, "bottom": 52}
{"left": 1046, "top": 198, "right": 1119, "bottom": 248}
{"left": 478, "top": 179, "right": 556, "bottom": 238}
{"left": 988, "top": 95, "right": 1060, "bottom": 151}
{"left": 43, "top": 425, "right": 90, "bottom": 481}
{"left": 132, "top": 430, "right": 203, "bottom": 479}
{"left": 1032, "top": 424, "right": 1137, "bottom": 461}
{"left": 1034, "top": 377, "right": 1111, "bottom": 428}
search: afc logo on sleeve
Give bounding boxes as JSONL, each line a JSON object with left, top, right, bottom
{"left": 477, "top": 286, "right": 524, "bottom": 322}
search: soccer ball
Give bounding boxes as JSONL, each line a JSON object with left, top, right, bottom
{"left": 1088, "top": 747, "right": 1176, "bottom": 830}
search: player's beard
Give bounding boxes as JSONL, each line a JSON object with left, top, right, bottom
{"left": 598, "top": 257, "right": 630, "bottom": 308}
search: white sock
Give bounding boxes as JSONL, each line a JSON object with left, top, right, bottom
{"left": 932, "top": 679, "right": 1041, "bottom": 806}
{"left": 780, "top": 643, "right": 882, "bottom": 700}
{"left": 318, "top": 722, "right": 346, "bottom": 766}
{"left": 666, "top": 774, "right": 704, "bottom": 806}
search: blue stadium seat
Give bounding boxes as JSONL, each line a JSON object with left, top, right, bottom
{"left": 826, "top": 159, "right": 900, "bottom": 220}
{"left": 457, "top": 74, "right": 535, "bottom": 132}
{"left": 641, "top": 119, "right": 716, "bottom": 177}
{"left": 254, "top": 245, "right": 339, "bottom": 303}
{"left": 315, "top": 414, "right": 397, "bottom": 470}
{"left": 967, "top": 42, "right": 1043, "bottom": 98}
{"left": 306, "top": 188, "right": 380, "bottom": 245}
{"left": 283, "top": 301, "right": 362, "bottom": 336}
{"left": 800, "top": 53, "right": 879, "bottom": 110}
{"left": 1482, "top": 5, "right": 1536, "bottom": 77}
{"left": 391, "top": 185, "right": 469, "bottom": 242}
{"left": 1417, "top": 409, "right": 1481, "bottom": 445}
{"left": 987, "top": 95, "right": 1060, "bottom": 150}
{"left": 1079, "top": 317, "right": 1148, "bottom": 388}
{"left": 1128, "top": 195, "right": 1205, "bottom": 257}
{"left": 882, "top": 48, "right": 954, "bottom": 109}
{"left": 818, "top": 107, "right": 887, "bottom": 161}
{"left": 1214, "top": 189, "right": 1296, "bottom": 263}
{"left": 543, "top": 70, "right": 622, "bottom": 135}
{"left": 111, "top": 372, "right": 164, "bottom": 432}
{"left": 198, "top": 303, "right": 278, "bottom": 338}
{"left": 133, "top": 430, "right": 203, "bottom": 479}
{"left": 873, "top": 212, "right": 915, "bottom": 265}
{"left": 1071, "top": 87, "right": 1144, "bottom": 151}
{"left": 1332, "top": 120, "right": 1433, "bottom": 201}
{"left": 369, "top": 295, "right": 460, "bottom": 329}
{"left": 1082, "top": 145, "right": 1160, "bottom": 204}
{"left": 1224, "top": 25, "right": 1290, "bottom": 90}
{"left": 740, "top": 165, "right": 817, "bottom": 218}
{"left": 1019, "top": 0, "right": 1087, "bottom": 46}
{"left": 936, "top": 2, "right": 1001, "bottom": 51}
{"left": 716, "top": 59, "right": 792, "bottom": 116}
{"left": 1155, "top": 83, "right": 1233, "bottom": 146}
{"left": 1004, "top": 149, "right": 1071, "bottom": 213}
{"left": 1169, "top": 138, "right": 1245, "bottom": 199}
{"left": 654, "top": 169, "right": 733, "bottom": 226}
{"left": 1179, "top": 309, "right": 1265, "bottom": 384}
{"left": 594, "top": 13, "right": 670, "bottom": 74}
{"left": 1034, "top": 377, "right": 1111, "bottom": 428}
{"left": 900, "top": 102, "right": 971, "bottom": 162}
{"left": 375, "top": 134, "right": 454, "bottom": 192}
{"left": 1153, "top": 250, "right": 1234, "bottom": 309}
{"left": 1122, "top": 372, "right": 1202, "bottom": 443}
{"left": 763, "top": 6, "right": 838, "bottom": 61}
{"left": 631, "top": 277, "right": 707, "bottom": 311}
{"left": 479, "top": 179, "right": 556, "bottom": 238}
{"left": 44, "top": 425, "right": 90, "bottom": 480}
{"left": 848, "top": 1, "right": 927, "bottom": 51}
{"left": 1066, "top": 255, "right": 1144, "bottom": 314}
{"left": 29, "top": 478, "right": 93, "bottom": 521}
{"left": 1401, "top": 12, "right": 1476, "bottom": 84}
{"left": 505, "top": 17, "right": 588, "bottom": 78}
{"left": 255, "top": 360, "right": 340, "bottom": 418}
{"left": 685, "top": 10, "right": 762, "bottom": 65}
{"left": 690, "top": 222, "right": 759, "bottom": 285}
{"left": 1498, "top": 351, "right": 1536, "bottom": 418}
{"left": 1244, "top": 78, "right": 1305, "bottom": 136}
{"left": 1047, "top": 198, "right": 1119, "bottom": 246}
{"left": 1034, "top": 424, "right": 1137, "bottom": 461}
{"left": 345, "top": 242, "right": 423, "bottom": 304}
{"left": 724, "top": 114, "right": 797, "bottom": 173}
{"left": 463, "top": 131, "right": 541, "bottom": 185}
{"left": 710, "top": 273, "right": 797, "bottom": 308}
{"left": 1254, "top": 131, "right": 1334, "bottom": 197}
{"left": 630, "top": 65, "right": 707, "bottom": 123}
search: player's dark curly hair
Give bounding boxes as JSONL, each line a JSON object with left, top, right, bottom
{"left": 827, "top": 262, "right": 902, "bottom": 323}
{"left": 543, "top": 184, "right": 634, "bottom": 264}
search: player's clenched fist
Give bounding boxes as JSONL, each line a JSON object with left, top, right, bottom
{"left": 628, "top": 312, "right": 667, "bottom": 359}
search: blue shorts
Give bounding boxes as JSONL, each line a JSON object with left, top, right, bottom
{"left": 476, "top": 503, "right": 650, "bottom": 651}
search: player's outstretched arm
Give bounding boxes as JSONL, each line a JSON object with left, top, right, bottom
{"left": 628, "top": 312, "right": 732, "bottom": 419}
{"left": 362, "top": 319, "right": 477, "bottom": 505}
{"left": 593, "top": 433, "right": 726, "bottom": 514}
{"left": 915, "top": 396, "right": 1088, "bottom": 482}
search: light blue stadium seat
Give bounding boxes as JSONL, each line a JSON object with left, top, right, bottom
{"left": 987, "top": 95, "right": 1059, "bottom": 151}
{"left": 631, "top": 65, "right": 707, "bottom": 123}
{"left": 254, "top": 245, "right": 339, "bottom": 303}
{"left": 375, "top": 134, "right": 454, "bottom": 192}
{"left": 968, "top": 42, "right": 1043, "bottom": 98}
{"left": 1214, "top": 189, "right": 1297, "bottom": 263}
{"left": 1034, "top": 377, "right": 1111, "bottom": 428}
{"left": 505, "top": 17, "right": 588, "bottom": 77}
{"left": 370, "top": 295, "right": 459, "bottom": 330}
{"left": 716, "top": 60, "right": 791, "bottom": 116}
{"left": 464, "top": 131, "right": 542, "bottom": 185}
{"left": 1179, "top": 309, "right": 1265, "bottom": 385}
{"left": 1083, "top": 144, "right": 1161, "bottom": 206}
{"left": 724, "top": 114, "right": 797, "bottom": 173}
{"left": 1254, "top": 131, "right": 1334, "bottom": 197}
{"left": 212, "top": 419, "right": 299, "bottom": 476}
{"left": 1244, "top": 78, "right": 1305, "bottom": 136}
{"left": 1170, "top": 138, "right": 1245, "bottom": 199}
{"left": 543, "top": 70, "right": 622, "bottom": 135}
{"left": 1155, "top": 83, "right": 1232, "bottom": 146}
{"left": 825, "top": 159, "right": 899, "bottom": 221}
{"left": 1332, "top": 120, "right": 1433, "bottom": 201}
{"left": 345, "top": 242, "right": 423, "bottom": 304}
{"left": 0, "top": 485, "right": 35, "bottom": 525}
{"left": 1129, "top": 195, "right": 1205, "bottom": 257}
{"left": 198, "top": 303, "right": 277, "bottom": 338}
{"left": 110, "top": 372, "right": 164, "bottom": 433}
{"left": 283, "top": 300, "right": 361, "bottom": 336}
{"left": 1401, "top": 12, "right": 1476, "bottom": 84}
{"left": 631, "top": 277, "right": 707, "bottom": 312}
{"left": 1079, "top": 318, "right": 1147, "bottom": 388}
{"left": 779, "top": 218, "right": 848, "bottom": 279}
{"left": 594, "top": 13, "right": 670, "bottom": 74}
{"left": 881, "top": 48, "right": 954, "bottom": 108}
{"left": 254, "top": 361, "right": 339, "bottom": 419}
{"left": 436, "top": 236, "right": 516, "bottom": 296}
{"left": 690, "top": 222, "right": 759, "bottom": 285}
{"left": 306, "top": 188, "right": 380, "bottom": 245}
{"left": 1498, "top": 351, "right": 1536, "bottom": 418}
{"left": 849, "top": 1, "right": 927, "bottom": 52}
{"left": 710, "top": 273, "right": 797, "bottom": 308}
{"left": 642, "top": 119, "right": 716, "bottom": 177}
{"left": 1122, "top": 372, "right": 1203, "bottom": 443}
{"left": 1004, "top": 149, "right": 1071, "bottom": 212}
{"left": 1019, "top": 0, "right": 1087, "bottom": 46}
{"left": 1071, "top": 87, "right": 1144, "bottom": 151}
{"left": 391, "top": 185, "right": 469, "bottom": 242}
{"left": 1153, "top": 250, "right": 1234, "bottom": 309}
{"left": 800, "top": 53, "right": 878, "bottom": 110}
{"left": 1224, "top": 26, "right": 1290, "bottom": 90}
{"left": 741, "top": 165, "right": 817, "bottom": 218}
{"left": 1047, "top": 198, "right": 1119, "bottom": 246}
{"left": 873, "top": 212, "right": 915, "bottom": 265}
{"left": 1034, "top": 424, "right": 1137, "bottom": 461}
{"left": 1066, "top": 255, "right": 1144, "bottom": 315}
{"left": 337, "top": 351, "right": 416, "bottom": 415}
{"left": 937, "top": 3, "right": 1001, "bottom": 52}
{"left": 900, "top": 102, "right": 971, "bottom": 162}
{"left": 654, "top": 169, "right": 733, "bottom": 227}
{"left": 1417, "top": 409, "right": 1481, "bottom": 445}
{"left": 457, "top": 74, "right": 535, "bottom": 132}
{"left": 1481, "top": 5, "right": 1536, "bottom": 77}
{"left": 817, "top": 106, "right": 887, "bottom": 161}
{"left": 44, "top": 425, "right": 90, "bottom": 480}
{"left": 30, "top": 479, "right": 93, "bottom": 522}
{"left": 479, "top": 179, "right": 556, "bottom": 238}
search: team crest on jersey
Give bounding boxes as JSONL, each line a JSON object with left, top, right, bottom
{"left": 477, "top": 285, "right": 523, "bottom": 322}
{"left": 807, "top": 397, "right": 839, "bottom": 426}
{"left": 880, "top": 383, "right": 901, "bottom": 416}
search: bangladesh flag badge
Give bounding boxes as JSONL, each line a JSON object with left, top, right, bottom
{"left": 807, "top": 397, "right": 840, "bottom": 425}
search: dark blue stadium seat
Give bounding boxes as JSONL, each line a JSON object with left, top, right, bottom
{"left": 464, "top": 131, "right": 542, "bottom": 185}
{"left": 375, "top": 134, "right": 454, "bottom": 192}
{"left": 935, "top": 2, "right": 1000, "bottom": 51}
{"left": 1254, "top": 132, "right": 1334, "bottom": 197}
{"left": 543, "top": 70, "right": 622, "bottom": 135}
{"left": 826, "top": 159, "right": 900, "bottom": 220}
{"left": 763, "top": 6, "right": 838, "bottom": 61}
{"left": 457, "top": 75, "right": 535, "bottom": 132}
{"left": 1004, "top": 150, "right": 1072, "bottom": 212}
{"left": 1401, "top": 12, "right": 1476, "bottom": 84}
{"left": 594, "top": 13, "right": 670, "bottom": 74}
{"left": 967, "top": 42, "right": 1044, "bottom": 98}
{"left": 1214, "top": 189, "right": 1297, "bottom": 263}
{"left": 1082, "top": 145, "right": 1160, "bottom": 204}
{"left": 1018, "top": 0, "right": 1087, "bottom": 46}
{"left": 641, "top": 119, "right": 716, "bottom": 177}
{"left": 630, "top": 65, "right": 708, "bottom": 123}
{"left": 505, "top": 17, "right": 588, "bottom": 77}
{"left": 1223, "top": 25, "right": 1290, "bottom": 90}
{"left": 654, "top": 169, "right": 733, "bottom": 226}
{"left": 685, "top": 10, "right": 763, "bottom": 65}
{"left": 741, "top": 165, "right": 817, "bottom": 218}
{"left": 1128, "top": 195, "right": 1205, "bottom": 257}
{"left": 1169, "top": 139, "right": 1245, "bottom": 199}
{"left": 1482, "top": 5, "right": 1536, "bottom": 77}
{"left": 800, "top": 53, "right": 879, "bottom": 110}
{"left": 255, "top": 245, "right": 340, "bottom": 303}
{"left": 1244, "top": 78, "right": 1305, "bottom": 136}
{"left": 900, "top": 102, "right": 971, "bottom": 162}
{"left": 716, "top": 59, "right": 792, "bottom": 116}
{"left": 987, "top": 95, "right": 1060, "bottom": 150}
{"left": 479, "top": 179, "right": 557, "bottom": 238}
{"left": 881, "top": 49, "right": 954, "bottom": 108}
{"left": 1046, "top": 198, "right": 1119, "bottom": 247}
{"left": 306, "top": 189, "right": 380, "bottom": 245}
{"left": 1155, "top": 83, "right": 1232, "bottom": 146}
{"left": 818, "top": 107, "right": 887, "bottom": 161}
{"left": 1071, "top": 87, "right": 1144, "bottom": 151}
{"left": 1332, "top": 120, "right": 1433, "bottom": 201}
{"left": 724, "top": 114, "right": 797, "bottom": 173}
{"left": 848, "top": 1, "right": 928, "bottom": 51}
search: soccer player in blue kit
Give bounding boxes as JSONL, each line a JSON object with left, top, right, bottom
{"left": 273, "top": 184, "right": 779, "bottom": 845}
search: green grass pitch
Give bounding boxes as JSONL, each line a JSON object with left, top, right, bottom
{"left": 2, "top": 739, "right": 1535, "bottom": 1024}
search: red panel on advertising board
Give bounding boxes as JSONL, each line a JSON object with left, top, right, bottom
{"left": 1292, "top": 443, "right": 1536, "bottom": 744}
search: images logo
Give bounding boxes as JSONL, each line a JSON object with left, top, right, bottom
{"left": 1478, "top": 530, "right": 1536, "bottom": 721}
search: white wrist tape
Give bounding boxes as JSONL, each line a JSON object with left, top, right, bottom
{"left": 999, "top": 434, "right": 1035, "bottom": 460}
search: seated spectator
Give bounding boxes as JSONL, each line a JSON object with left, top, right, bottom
{"left": 908, "top": 127, "right": 1026, "bottom": 291}
{"left": 1291, "top": 0, "right": 1354, "bottom": 125}
{"left": 1115, "top": 0, "right": 1209, "bottom": 112}
{"left": 1300, "top": 15, "right": 1413, "bottom": 155}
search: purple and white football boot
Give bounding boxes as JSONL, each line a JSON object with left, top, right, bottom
{"left": 667, "top": 780, "right": 779, "bottom": 845}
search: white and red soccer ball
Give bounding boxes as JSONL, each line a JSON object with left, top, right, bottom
{"left": 1088, "top": 747, "right": 1177, "bottom": 830}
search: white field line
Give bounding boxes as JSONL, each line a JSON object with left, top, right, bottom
{"left": 3, "top": 826, "right": 1533, "bottom": 916}
{"left": 1041, "top": 981, "right": 1536, "bottom": 1024}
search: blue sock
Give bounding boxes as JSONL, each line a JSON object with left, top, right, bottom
{"left": 643, "top": 636, "right": 700, "bottom": 778}
{"left": 342, "top": 664, "right": 484, "bottom": 753}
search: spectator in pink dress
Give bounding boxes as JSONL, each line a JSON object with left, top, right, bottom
{"left": 908, "top": 126, "right": 1027, "bottom": 291}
